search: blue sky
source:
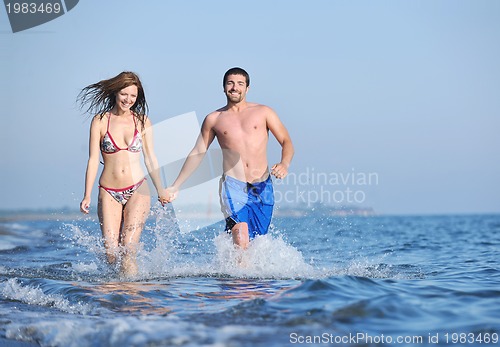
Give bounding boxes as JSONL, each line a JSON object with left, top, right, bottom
{"left": 1, "top": 1, "right": 499, "bottom": 215}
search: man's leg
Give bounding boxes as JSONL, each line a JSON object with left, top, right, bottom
{"left": 231, "top": 222, "right": 250, "bottom": 250}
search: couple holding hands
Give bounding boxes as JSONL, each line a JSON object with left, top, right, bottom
{"left": 79, "top": 68, "right": 294, "bottom": 277}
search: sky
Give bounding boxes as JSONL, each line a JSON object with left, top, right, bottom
{"left": 1, "top": 0, "right": 499, "bottom": 215}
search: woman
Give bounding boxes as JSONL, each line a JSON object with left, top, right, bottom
{"left": 78, "top": 71, "right": 168, "bottom": 277}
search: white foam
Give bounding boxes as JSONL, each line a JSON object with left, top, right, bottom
{"left": 0, "top": 278, "right": 93, "bottom": 315}
{"left": 4, "top": 314, "right": 268, "bottom": 347}
{"left": 0, "top": 240, "right": 17, "bottom": 251}
{"left": 72, "top": 261, "right": 99, "bottom": 273}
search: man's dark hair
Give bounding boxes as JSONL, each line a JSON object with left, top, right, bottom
{"left": 223, "top": 67, "right": 250, "bottom": 87}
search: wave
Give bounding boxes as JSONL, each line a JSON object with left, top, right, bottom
{"left": 4, "top": 313, "right": 231, "bottom": 347}
{"left": 0, "top": 278, "right": 93, "bottom": 315}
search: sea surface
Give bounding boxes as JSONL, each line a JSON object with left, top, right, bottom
{"left": 0, "top": 207, "right": 499, "bottom": 347}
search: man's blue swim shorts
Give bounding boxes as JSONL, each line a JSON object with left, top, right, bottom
{"left": 219, "top": 174, "right": 274, "bottom": 240}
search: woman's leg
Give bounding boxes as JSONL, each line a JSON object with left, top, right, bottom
{"left": 120, "top": 182, "right": 151, "bottom": 277}
{"left": 98, "top": 188, "right": 124, "bottom": 265}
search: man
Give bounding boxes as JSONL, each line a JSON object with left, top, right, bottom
{"left": 166, "top": 67, "right": 294, "bottom": 249}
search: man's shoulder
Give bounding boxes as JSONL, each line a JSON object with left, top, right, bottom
{"left": 205, "top": 103, "right": 274, "bottom": 119}
{"left": 247, "top": 102, "right": 268, "bottom": 109}
{"left": 244, "top": 103, "right": 273, "bottom": 114}
{"left": 248, "top": 103, "right": 276, "bottom": 118}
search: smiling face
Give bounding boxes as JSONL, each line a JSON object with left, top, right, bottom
{"left": 115, "top": 85, "right": 138, "bottom": 113}
{"left": 224, "top": 74, "right": 248, "bottom": 104}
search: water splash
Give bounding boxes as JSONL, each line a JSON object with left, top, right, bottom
{"left": 213, "top": 233, "right": 317, "bottom": 279}
{"left": 62, "top": 205, "right": 319, "bottom": 281}
{"left": 61, "top": 212, "right": 424, "bottom": 282}
{"left": 62, "top": 222, "right": 104, "bottom": 257}
{"left": 137, "top": 204, "right": 179, "bottom": 277}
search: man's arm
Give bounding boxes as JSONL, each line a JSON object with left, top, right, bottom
{"left": 166, "top": 114, "right": 217, "bottom": 201}
{"left": 266, "top": 107, "right": 294, "bottom": 179}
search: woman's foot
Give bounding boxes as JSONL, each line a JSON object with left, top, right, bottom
{"left": 120, "top": 253, "right": 138, "bottom": 279}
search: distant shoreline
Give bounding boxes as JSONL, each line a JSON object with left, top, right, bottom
{"left": 1, "top": 207, "right": 498, "bottom": 222}
{"left": 0, "top": 211, "right": 84, "bottom": 222}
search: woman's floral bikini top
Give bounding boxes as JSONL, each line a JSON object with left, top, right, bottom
{"left": 101, "top": 113, "right": 143, "bottom": 154}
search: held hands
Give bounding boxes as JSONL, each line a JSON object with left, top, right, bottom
{"left": 157, "top": 191, "right": 169, "bottom": 206}
{"left": 164, "top": 186, "right": 179, "bottom": 203}
{"left": 271, "top": 162, "right": 289, "bottom": 180}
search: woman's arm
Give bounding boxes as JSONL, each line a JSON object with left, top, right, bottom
{"left": 141, "top": 116, "right": 167, "bottom": 204}
{"left": 80, "top": 116, "right": 102, "bottom": 214}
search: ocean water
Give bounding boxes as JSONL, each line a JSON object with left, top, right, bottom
{"left": 0, "top": 207, "right": 499, "bottom": 347}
